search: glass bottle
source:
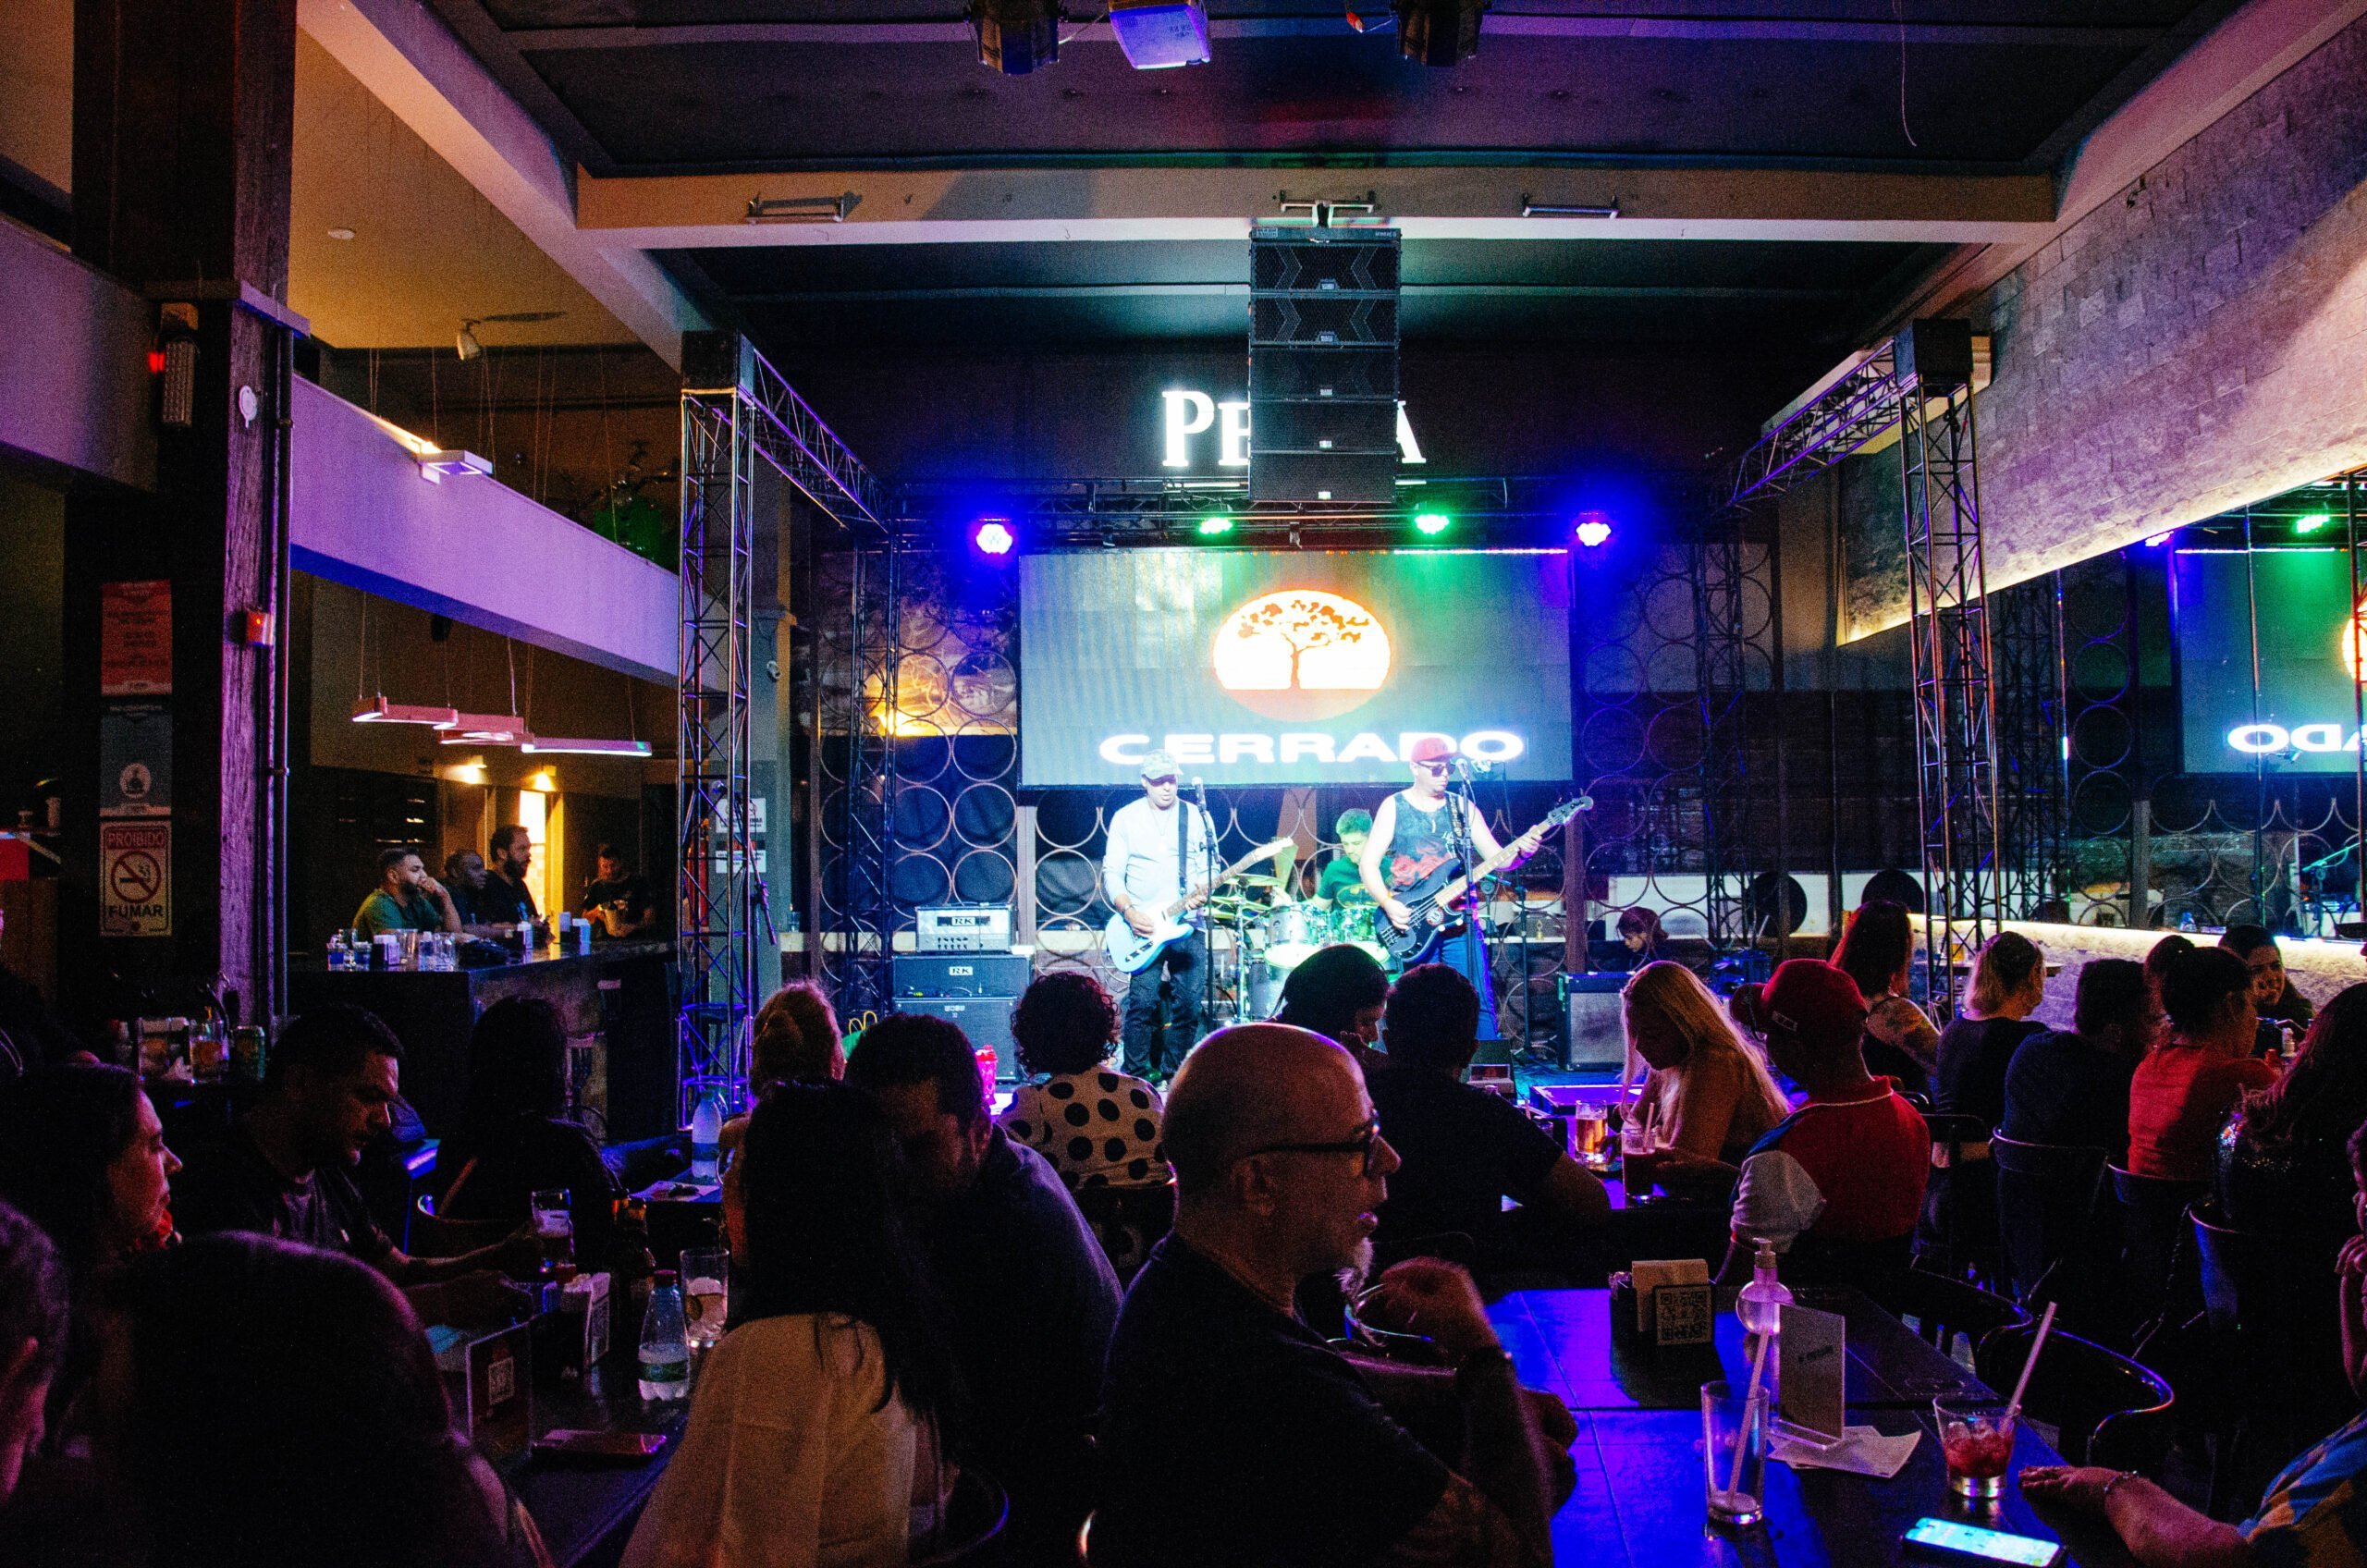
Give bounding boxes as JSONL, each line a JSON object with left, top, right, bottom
{"left": 637, "top": 1269, "right": 691, "bottom": 1402}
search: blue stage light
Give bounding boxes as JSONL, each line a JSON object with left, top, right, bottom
{"left": 972, "top": 518, "right": 1016, "bottom": 557}
{"left": 1573, "top": 511, "right": 1614, "bottom": 548}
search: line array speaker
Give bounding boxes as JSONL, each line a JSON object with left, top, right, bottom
{"left": 1248, "top": 227, "right": 1402, "bottom": 505}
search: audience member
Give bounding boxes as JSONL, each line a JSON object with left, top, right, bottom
{"left": 1614, "top": 906, "right": 1666, "bottom": 969}
{"left": 1935, "top": 933, "right": 2051, "bottom": 1125}
{"left": 2218, "top": 983, "right": 2367, "bottom": 1240}
{"left": 2146, "top": 933, "right": 2193, "bottom": 995}
{"left": 439, "top": 851, "right": 490, "bottom": 928}
{"left": 1270, "top": 942, "right": 1392, "bottom": 1065}
{"left": 431, "top": 998, "right": 620, "bottom": 1261}
{"left": 1097, "top": 1023, "right": 1559, "bottom": 1568}
{"left": 0, "top": 1063, "right": 179, "bottom": 1284}
{"left": 2022, "top": 1114, "right": 2367, "bottom": 1563}
{"left": 623, "top": 1084, "right": 958, "bottom": 1568}
{"left": 2001, "top": 958, "right": 2152, "bottom": 1160}
{"left": 1723, "top": 959, "right": 1930, "bottom": 1286}
{"left": 1833, "top": 899, "right": 1942, "bottom": 1097}
{"left": 0, "top": 1203, "right": 66, "bottom": 1505}
{"left": 1003, "top": 970, "right": 1168, "bottom": 1190}
{"left": 719, "top": 983, "right": 844, "bottom": 1254}
{"left": 0, "top": 904, "right": 83, "bottom": 1085}
{"left": 97, "top": 1234, "right": 537, "bottom": 1568}
{"left": 351, "top": 846, "right": 462, "bottom": 938}
{"left": 1618, "top": 961, "right": 1791, "bottom": 1199}
{"left": 845, "top": 1013, "right": 1119, "bottom": 1557}
{"left": 173, "top": 1006, "right": 531, "bottom": 1324}
{"left": 2223, "top": 923, "right": 2316, "bottom": 1057}
{"left": 2128, "top": 947, "right": 2277, "bottom": 1184}
{"left": 1367, "top": 964, "right": 1608, "bottom": 1262}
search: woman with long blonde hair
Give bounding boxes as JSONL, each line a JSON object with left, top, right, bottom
{"left": 1622, "top": 961, "right": 1794, "bottom": 1197}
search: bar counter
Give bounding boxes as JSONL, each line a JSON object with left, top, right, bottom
{"left": 289, "top": 940, "right": 677, "bottom": 1141}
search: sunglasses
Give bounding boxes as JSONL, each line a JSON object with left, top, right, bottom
{"left": 1242, "top": 1118, "right": 1388, "bottom": 1176}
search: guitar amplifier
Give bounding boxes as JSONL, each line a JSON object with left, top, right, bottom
{"left": 1561, "top": 974, "right": 1631, "bottom": 1072}
{"left": 915, "top": 904, "right": 1012, "bottom": 952}
{"left": 891, "top": 951, "right": 1033, "bottom": 998}
{"left": 891, "top": 995, "right": 1020, "bottom": 1067}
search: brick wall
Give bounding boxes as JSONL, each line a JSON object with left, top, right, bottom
{"left": 1843, "top": 12, "right": 2367, "bottom": 634}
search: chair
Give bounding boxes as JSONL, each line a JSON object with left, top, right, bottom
{"left": 1870, "top": 1264, "right": 2030, "bottom": 1366}
{"left": 910, "top": 1467, "right": 1009, "bottom": 1566}
{"left": 2110, "top": 1166, "right": 2206, "bottom": 1338}
{"left": 1919, "top": 1113, "right": 2003, "bottom": 1288}
{"left": 2189, "top": 1203, "right": 2354, "bottom": 1515}
{"left": 410, "top": 1193, "right": 516, "bottom": 1258}
{"left": 1973, "top": 1321, "right": 2177, "bottom": 1471}
{"left": 1989, "top": 1131, "right": 2112, "bottom": 1319}
{"left": 1071, "top": 1181, "right": 1176, "bottom": 1283}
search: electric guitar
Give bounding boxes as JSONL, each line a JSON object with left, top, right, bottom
{"left": 1370, "top": 797, "right": 1590, "bottom": 965}
{"left": 1104, "top": 838, "right": 1296, "bottom": 974}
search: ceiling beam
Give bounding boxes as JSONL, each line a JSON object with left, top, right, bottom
{"left": 580, "top": 165, "right": 2058, "bottom": 250}
{"left": 298, "top": 0, "right": 706, "bottom": 365}
{"left": 725, "top": 282, "right": 1855, "bottom": 302}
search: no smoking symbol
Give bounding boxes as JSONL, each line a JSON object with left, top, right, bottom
{"left": 112, "top": 851, "right": 162, "bottom": 905}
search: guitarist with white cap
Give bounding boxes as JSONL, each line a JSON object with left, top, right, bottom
{"left": 1360, "top": 738, "right": 1549, "bottom": 1041}
{"left": 1104, "top": 752, "right": 1220, "bottom": 1082}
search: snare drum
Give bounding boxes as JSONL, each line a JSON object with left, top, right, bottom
{"left": 1260, "top": 905, "right": 1331, "bottom": 972}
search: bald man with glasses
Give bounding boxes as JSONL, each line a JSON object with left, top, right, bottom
{"left": 1096, "top": 1023, "right": 1567, "bottom": 1568}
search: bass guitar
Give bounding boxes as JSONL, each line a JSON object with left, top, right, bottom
{"left": 1369, "top": 797, "right": 1590, "bottom": 966}
{"left": 1104, "top": 838, "right": 1296, "bottom": 974}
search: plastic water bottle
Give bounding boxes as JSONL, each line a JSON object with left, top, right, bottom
{"left": 1736, "top": 1239, "right": 1793, "bottom": 1340}
{"left": 637, "top": 1269, "right": 691, "bottom": 1402}
{"left": 690, "top": 1091, "right": 724, "bottom": 1183}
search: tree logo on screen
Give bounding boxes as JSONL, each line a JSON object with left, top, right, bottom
{"left": 1213, "top": 590, "right": 1392, "bottom": 720}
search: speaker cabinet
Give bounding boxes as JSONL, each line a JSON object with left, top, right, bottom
{"left": 1249, "top": 227, "right": 1401, "bottom": 504}
{"left": 890, "top": 951, "right": 1033, "bottom": 998}
{"left": 890, "top": 995, "right": 1020, "bottom": 1069}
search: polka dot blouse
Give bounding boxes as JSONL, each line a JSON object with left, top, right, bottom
{"left": 1002, "top": 1069, "right": 1170, "bottom": 1189}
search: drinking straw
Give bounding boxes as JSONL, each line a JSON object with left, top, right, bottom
{"left": 2004, "top": 1301, "right": 2058, "bottom": 1426}
{"left": 1725, "top": 1326, "right": 1773, "bottom": 1499}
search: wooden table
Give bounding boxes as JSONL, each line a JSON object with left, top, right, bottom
{"left": 503, "top": 1367, "right": 686, "bottom": 1568}
{"left": 1492, "top": 1288, "right": 2133, "bottom": 1567}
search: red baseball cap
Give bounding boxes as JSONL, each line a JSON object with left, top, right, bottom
{"left": 1406, "top": 736, "right": 1458, "bottom": 766}
{"left": 1754, "top": 959, "right": 1869, "bottom": 1055}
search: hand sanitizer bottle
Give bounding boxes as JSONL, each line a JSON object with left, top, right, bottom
{"left": 1736, "top": 1239, "right": 1793, "bottom": 1339}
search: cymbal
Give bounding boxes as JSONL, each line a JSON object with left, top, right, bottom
{"left": 1205, "top": 899, "right": 1263, "bottom": 918}
{"left": 1232, "top": 875, "right": 1283, "bottom": 888}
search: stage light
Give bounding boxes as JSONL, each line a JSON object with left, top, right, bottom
{"left": 971, "top": 0, "right": 1061, "bottom": 73}
{"left": 2143, "top": 530, "right": 2177, "bottom": 547}
{"left": 972, "top": 518, "right": 1017, "bottom": 557}
{"left": 1196, "top": 515, "right": 1234, "bottom": 538}
{"left": 1111, "top": 0, "right": 1210, "bottom": 68}
{"left": 1392, "top": 0, "right": 1488, "bottom": 66}
{"left": 2296, "top": 512, "right": 2333, "bottom": 534}
{"left": 1413, "top": 511, "right": 1452, "bottom": 536}
{"left": 1572, "top": 511, "right": 1614, "bottom": 548}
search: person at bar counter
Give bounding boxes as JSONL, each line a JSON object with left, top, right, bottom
{"left": 171, "top": 1005, "right": 535, "bottom": 1325}
{"left": 1832, "top": 898, "right": 1943, "bottom": 1099}
{"left": 2223, "top": 924, "right": 2316, "bottom": 1058}
{"left": 1720, "top": 959, "right": 1931, "bottom": 1288}
{"left": 2128, "top": 947, "right": 2279, "bottom": 1184}
{"left": 1096, "top": 1022, "right": 1564, "bottom": 1568}
{"left": 350, "top": 846, "right": 461, "bottom": 939}
{"left": 2001, "top": 957, "right": 2153, "bottom": 1161}
{"left": 2022, "top": 1116, "right": 2367, "bottom": 1567}
{"left": 2218, "top": 983, "right": 2367, "bottom": 1243}
{"left": 844, "top": 1012, "right": 1120, "bottom": 1560}
{"left": 473, "top": 824, "right": 543, "bottom": 933}
{"left": 1368, "top": 963, "right": 1608, "bottom": 1266}
{"left": 440, "top": 849, "right": 491, "bottom": 928}
{"left": 430, "top": 997, "right": 621, "bottom": 1262}
{"left": 580, "top": 842, "right": 655, "bottom": 939}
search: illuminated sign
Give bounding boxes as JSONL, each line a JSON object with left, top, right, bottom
{"left": 1097, "top": 729, "right": 1527, "bottom": 769}
{"left": 1161, "top": 389, "right": 1427, "bottom": 469}
{"left": 1214, "top": 589, "right": 1392, "bottom": 720}
{"left": 2226, "top": 723, "right": 2363, "bottom": 755}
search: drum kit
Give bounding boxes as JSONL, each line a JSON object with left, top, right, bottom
{"left": 1202, "top": 881, "right": 1391, "bottom": 1023}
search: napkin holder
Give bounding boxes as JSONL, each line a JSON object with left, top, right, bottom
{"left": 1611, "top": 1258, "right": 1714, "bottom": 1349}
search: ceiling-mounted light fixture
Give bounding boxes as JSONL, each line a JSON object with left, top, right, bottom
{"left": 1391, "top": 0, "right": 1489, "bottom": 65}
{"left": 439, "top": 712, "right": 529, "bottom": 745}
{"left": 519, "top": 735, "right": 655, "bottom": 757}
{"left": 971, "top": 0, "right": 1061, "bottom": 73}
{"left": 416, "top": 449, "right": 494, "bottom": 484}
{"left": 456, "top": 311, "right": 567, "bottom": 361}
{"left": 1110, "top": 0, "right": 1209, "bottom": 68}
{"left": 351, "top": 695, "right": 460, "bottom": 728}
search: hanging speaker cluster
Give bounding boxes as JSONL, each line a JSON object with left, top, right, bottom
{"left": 1247, "top": 226, "right": 1403, "bottom": 504}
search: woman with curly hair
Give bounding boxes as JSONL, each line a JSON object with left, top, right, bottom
{"left": 1001, "top": 970, "right": 1167, "bottom": 1191}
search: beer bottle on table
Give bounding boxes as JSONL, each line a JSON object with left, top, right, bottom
{"left": 607, "top": 1197, "right": 656, "bottom": 1355}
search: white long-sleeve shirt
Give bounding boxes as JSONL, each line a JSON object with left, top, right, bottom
{"left": 1102, "top": 797, "right": 1219, "bottom": 916}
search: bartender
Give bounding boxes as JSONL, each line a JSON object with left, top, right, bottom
{"left": 474, "top": 825, "right": 543, "bottom": 932}
{"left": 580, "top": 843, "right": 655, "bottom": 938}
{"left": 352, "top": 848, "right": 461, "bottom": 938}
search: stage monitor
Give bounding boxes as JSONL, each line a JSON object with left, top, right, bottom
{"left": 1019, "top": 549, "right": 1574, "bottom": 787}
{"left": 2173, "top": 546, "right": 2364, "bottom": 773}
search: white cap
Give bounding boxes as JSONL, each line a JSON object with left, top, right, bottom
{"left": 1138, "top": 751, "right": 1180, "bottom": 781}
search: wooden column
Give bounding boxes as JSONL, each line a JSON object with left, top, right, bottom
{"left": 62, "top": 0, "right": 298, "bottom": 1026}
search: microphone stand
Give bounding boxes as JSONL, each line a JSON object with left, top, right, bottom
{"left": 1194, "top": 778, "right": 1220, "bottom": 1033}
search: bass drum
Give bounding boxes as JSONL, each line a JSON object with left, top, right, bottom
{"left": 1259, "top": 905, "right": 1332, "bottom": 972}
{"left": 1245, "top": 959, "right": 1288, "bottom": 1022}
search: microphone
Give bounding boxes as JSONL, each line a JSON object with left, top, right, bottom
{"left": 1189, "top": 777, "right": 1203, "bottom": 788}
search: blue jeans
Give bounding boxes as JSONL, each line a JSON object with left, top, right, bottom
{"left": 1430, "top": 924, "right": 1502, "bottom": 1040}
{"left": 1120, "top": 928, "right": 1206, "bottom": 1078}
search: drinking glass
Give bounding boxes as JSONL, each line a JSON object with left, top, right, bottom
{"left": 395, "top": 929, "right": 422, "bottom": 971}
{"left": 1702, "top": 1378, "right": 1770, "bottom": 1527}
{"left": 1571, "top": 1104, "right": 1613, "bottom": 1171}
{"left": 1935, "top": 1395, "right": 2017, "bottom": 1499}
{"left": 530, "top": 1189, "right": 574, "bottom": 1275}
{"left": 1620, "top": 1101, "right": 1658, "bottom": 1158}
{"left": 681, "top": 1245, "right": 731, "bottom": 1354}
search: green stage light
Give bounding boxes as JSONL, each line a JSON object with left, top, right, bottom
{"left": 2296, "top": 512, "right": 2333, "bottom": 534}
{"left": 1413, "top": 511, "right": 1452, "bottom": 536}
{"left": 1197, "top": 514, "right": 1234, "bottom": 537}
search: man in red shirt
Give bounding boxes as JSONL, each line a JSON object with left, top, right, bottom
{"left": 1723, "top": 959, "right": 1931, "bottom": 1288}
{"left": 2128, "top": 946, "right": 2277, "bottom": 1183}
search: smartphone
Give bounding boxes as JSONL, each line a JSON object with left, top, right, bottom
{"left": 531, "top": 1428, "right": 670, "bottom": 1463}
{"left": 1902, "top": 1518, "right": 2063, "bottom": 1567}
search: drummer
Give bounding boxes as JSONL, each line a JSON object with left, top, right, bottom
{"left": 1313, "top": 809, "right": 1378, "bottom": 910}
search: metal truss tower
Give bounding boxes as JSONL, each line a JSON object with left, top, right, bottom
{"left": 679, "top": 333, "right": 886, "bottom": 1123}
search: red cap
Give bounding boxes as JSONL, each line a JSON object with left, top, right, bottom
{"left": 1407, "top": 736, "right": 1458, "bottom": 765}
{"left": 1755, "top": 959, "right": 1869, "bottom": 1055}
